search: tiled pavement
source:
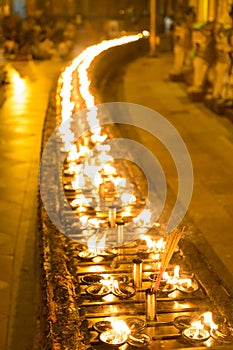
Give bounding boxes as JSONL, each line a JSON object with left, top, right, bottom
{"left": 0, "top": 56, "right": 64, "bottom": 350}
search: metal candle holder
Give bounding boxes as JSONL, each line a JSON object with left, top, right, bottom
{"left": 145, "top": 289, "right": 157, "bottom": 322}
{"left": 182, "top": 327, "right": 210, "bottom": 343}
{"left": 117, "top": 221, "right": 124, "bottom": 247}
{"left": 100, "top": 329, "right": 128, "bottom": 347}
{"left": 210, "top": 323, "right": 233, "bottom": 343}
{"left": 132, "top": 258, "right": 143, "bottom": 288}
{"left": 108, "top": 206, "right": 116, "bottom": 228}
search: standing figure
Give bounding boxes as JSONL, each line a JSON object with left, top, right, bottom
{"left": 170, "top": 7, "right": 196, "bottom": 80}
{"left": 188, "top": 21, "right": 216, "bottom": 99}
{"left": 212, "top": 25, "right": 232, "bottom": 99}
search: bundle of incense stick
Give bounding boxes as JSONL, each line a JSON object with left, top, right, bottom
{"left": 151, "top": 227, "right": 185, "bottom": 293}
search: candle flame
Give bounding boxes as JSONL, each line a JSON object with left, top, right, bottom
{"left": 140, "top": 235, "right": 154, "bottom": 249}
{"left": 83, "top": 164, "right": 99, "bottom": 178}
{"left": 190, "top": 320, "right": 206, "bottom": 341}
{"left": 97, "top": 234, "right": 106, "bottom": 250}
{"left": 58, "top": 33, "right": 142, "bottom": 151}
{"left": 121, "top": 193, "right": 136, "bottom": 205}
{"left": 87, "top": 234, "right": 98, "bottom": 254}
{"left": 78, "top": 145, "right": 90, "bottom": 157}
{"left": 113, "top": 177, "right": 127, "bottom": 188}
{"left": 140, "top": 235, "right": 164, "bottom": 252}
{"left": 96, "top": 144, "right": 111, "bottom": 152}
{"left": 201, "top": 312, "right": 218, "bottom": 330}
{"left": 162, "top": 271, "right": 170, "bottom": 280}
{"left": 67, "top": 145, "right": 78, "bottom": 161}
{"left": 173, "top": 265, "right": 180, "bottom": 279}
{"left": 133, "top": 209, "right": 151, "bottom": 226}
{"left": 100, "top": 277, "right": 112, "bottom": 287}
{"left": 112, "top": 279, "right": 119, "bottom": 290}
{"left": 71, "top": 173, "right": 85, "bottom": 189}
{"left": 91, "top": 132, "right": 108, "bottom": 144}
{"left": 98, "top": 152, "right": 113, "bottom": 163}
{"left": 79, "top": 215, "right": 89, "bottom": 226}
{"left": 87, "top": 233, "right": 106, "bottom": 252}
{"left": 111, "top": 320, "right": 131, "bottom": 336}
{"left": 101, "top": 164, "right": 116, "bottom": 175}
{"left": 191, "top": 320, "right": 204, "bottom": 330}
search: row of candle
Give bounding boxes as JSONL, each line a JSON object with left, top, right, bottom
{"left": 55, "top": 34, "right": 233, "bottom": 348}
{"left": 92, "top": 309, "right": 227, "bottom": 347}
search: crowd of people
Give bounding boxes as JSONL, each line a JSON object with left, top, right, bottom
{"left": 0, "top": 14, "right": 87, "bottom": 62}
{"left": 0, "top": 13, "right": 97, "bottom": 85}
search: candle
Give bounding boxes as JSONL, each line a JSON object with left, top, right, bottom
{"left": 99, "top": 182, "right": 105, "bottom": 199}
{"left": 132, "top": 258, "right": 143, "bottom": 288}
{"left": 108, "top": 206, "right": 116, "bottom": 228}
{"left": 145, "top": 289, "right": 157, "bottom": 322}
{"left": 117, "top": 221, "right": 124, "bottom": 247}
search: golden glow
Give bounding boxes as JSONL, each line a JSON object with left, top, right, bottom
{"left": 97, "top": 233, "right": 106, "bottom": 250}
{"left": 58, "top": 33, "right": 142, "bottom": 149}
{"left": 191, "top": 320, "right": 204, "bottom": 330}
{"left": 173, "top": 265, "right": 180, "bottom": 279}
{"left": 121, "top": 193, "right": 136, "bottom": 204}
{"left": 98, "top": 151, "right": 113, "bottom": 164}
{"left": 111, "top": 320, "right": 131, "bottom": 336}
{"left": 121, "top": 207, "right": 134, "bottom": 218}
{"left": 87, "top": 233, "right": 107, "bottom": 252}
{"left": 142, "top": 30, "right": 150, "bottom": 38}
{"left": 101, "top": 163, "right": 116, "bottom": 175}
{"left": 87, "top": 234, "right": 98, "bottom": 254}
{"left": 133, "top": 209, "right": 151, "bottom": 226}
{"left": 201, "top": 312, "right": 218, "bottom": 330}
{"left": 12, "top": 74, "right": 26, "bottom": 95}
{"left": 197, "top": 0, "right": 208, "bottom": 22}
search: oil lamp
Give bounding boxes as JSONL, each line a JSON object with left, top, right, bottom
{"left": 149, "top": 266, "right": 178, "bottom": 293}
{"left": 93, "top": 320, "right": 112, "bottom": 333}
{"left": 182, "top": 312, "right": 218, "bottom": 343}
{"left": 200, "top": 311, "right": 233, "bottom": 343}
{"left": 78, "top": 250, "right": 97, "bottom": 261}
{"left": 210, "top": 323, "right": 233, "bottom": 343}
{"left": 177, "top": 277, "right": 199, "bottom": 293}
{"left": 125, "top": 318, "right": 146, "bottom": 333}
{"left": 86, "top": 283, "right": 110, "bottom": 298}
{"left": 112, "top": 280, "right": 136, "bottom": 299}
{"left": 99, "top": 320, "right": 130, "bottom": 347}
{"left": 173, "top": 315, "right": 192, "bottom": 331}
{"left": 137, "top": 236, "right": 164, "bottom": 260}
{"left": 81, "top": 274, "right": 103, "bottom": 284}
{"left": 182, "top": 320, "right": 210, "bottom": 343}
{"left": 127, "top": 333, "right": 151, "bottom": 348}
{"left": 78, "top": 233, "right": 108, "bottom": 260}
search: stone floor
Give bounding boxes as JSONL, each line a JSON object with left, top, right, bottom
{"left": 0, "top": 56, "right": 64, "bottom": 350}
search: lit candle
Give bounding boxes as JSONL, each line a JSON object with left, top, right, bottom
{"left": 183, "top": 320, "right": 210, "bottom": 342}
{"left": 132, "top": 258, "right": 143, "bottom": 288}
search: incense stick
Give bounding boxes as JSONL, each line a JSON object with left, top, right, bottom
{"left": 151, "top": 227, "right": 185, "bottom": 292}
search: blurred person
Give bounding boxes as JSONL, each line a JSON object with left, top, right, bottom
{"left": 4, "top": 33, "right": 18, "bottom": 59}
